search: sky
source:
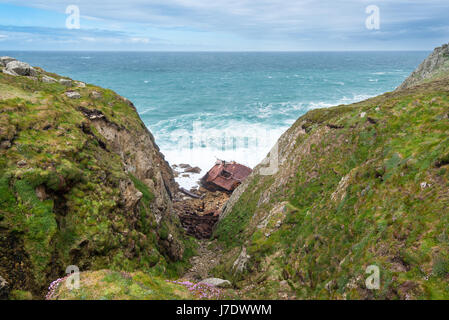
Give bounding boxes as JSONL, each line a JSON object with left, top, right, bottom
{"left": 0, "top": 0, "right": 448, "bottom": 51}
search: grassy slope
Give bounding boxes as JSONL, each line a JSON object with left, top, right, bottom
{"left": 0, "top": 68, "right": 195, "bottom": 298}
{"left": 214, "top": 77, "right": 449, "bottom": 299}
{"left": 49, "top": 270, "right": 193, "bottom": 300}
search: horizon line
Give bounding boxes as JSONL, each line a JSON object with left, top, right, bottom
{"left": 0, "top": 49, "right": 431, "bottom": 53}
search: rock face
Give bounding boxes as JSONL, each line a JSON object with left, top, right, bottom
{"left": 397, "top": 42, "right": 449, "bottom": 90}
{"left": 214, "top": 46, "right": 449, "bottom": 299}
{"left": 3, "top": 60, "right": 37, "bottom": 77}
{"left": 0, "top": 59, "right": 190, "bottom": 298}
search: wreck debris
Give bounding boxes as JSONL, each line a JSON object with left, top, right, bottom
{"left": 174, "top": 160, "right": 251, "bottom": 239}
{"left": 179, "top": 213, "right": 219, "bottom": 239}
{"left": 174, "top": 186, "right": 230, "bottom": 239}
{"left": 200, "top": 160, "right": 252, "bottom": 192}
{"left": 180, "top": 187, "right": 202, "bottom": 199}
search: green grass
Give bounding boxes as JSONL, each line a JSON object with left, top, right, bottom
{"left": 0, "top": 69, "right": 193, "bottom": 298}
{"left": 214, "top": 78, "right": 449, "bottom": 299}
{"left": 50, "top": 270, "right": 194, "bottom": 300}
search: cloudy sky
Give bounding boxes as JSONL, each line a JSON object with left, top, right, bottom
{"left": 0, "top": 0, "right": 448, "bottom": 51}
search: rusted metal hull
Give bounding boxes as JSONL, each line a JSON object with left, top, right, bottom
{"left": 201, "top": 160, "right": 252, "bottom": 192}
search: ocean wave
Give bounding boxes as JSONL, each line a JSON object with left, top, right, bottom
{"left": 149, "top": 93, "right": 376, "bottom": 188}
{"left": 156, "top": 120, "right": 287, "bottom": 188}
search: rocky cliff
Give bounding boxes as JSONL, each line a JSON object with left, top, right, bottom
{"left": 397, "top": 42, "right": 449, "bottom": 90}
{"left": 0, "top": 58, "right": 192, "bottom": 299}
{"left": 213, "top": 45, "right": 449, "bottom": 299}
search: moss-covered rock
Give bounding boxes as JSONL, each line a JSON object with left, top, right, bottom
{"left": 0, "top": 61, "right": 194, "bottom": 299}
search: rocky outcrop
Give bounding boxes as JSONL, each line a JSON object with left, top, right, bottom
{"left": 3, "top": 60, "right": 37, "bottom": 77}
{"left": 0, "top": 59, "right": 190, "bottom": 298}
{"left": 0, "top": 56, "right": 16, "bottom": 66}
{"left": 42, "top": 75, "right": 57, "bottom": 83}
{"left": 65, "top": 91, "right": 81, "bottom": 99}
{"left": 84, "top": 103, "right": 182, "bottom": 259}
{"left": 397, "top": 43, "right": 449, "bottom": 90}
{"left": 59, "top": 79, "right": 72, "bottom": 87}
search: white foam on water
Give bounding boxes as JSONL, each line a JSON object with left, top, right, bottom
{"left": 160, "top": 121, "right": 287, "bottom": 189}
{"left": 152, "top": 94, "right": 376, "bottom": 189}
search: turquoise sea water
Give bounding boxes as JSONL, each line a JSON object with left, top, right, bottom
{"left": 5, "top": 51, "right": 428, "bottom": 187}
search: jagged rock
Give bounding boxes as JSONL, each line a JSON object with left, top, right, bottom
{"left": 119, "top": 180, "right": 143, "bottom": 211}
{"left": 65, "top": 91, "right": 81, "bottom": 99}
{"left": 199, "top": 278, "right": 232, "bottom": 288}
{"left": 397, "top": 42, "right": 449, "bottom": 90}
{"left": 232, "top": 247, "right": 250, "bottom": 273}
{"left": 42, "top": 75, "right": 57, "bottom": 83}
{"left": 59, "top": 79, "right": 72, "bottom": 87}
{"left": 0, "top": 275, "right": 9, "bottom": 299}
{"left": 4, "top": 60, "right": 37, "bottom": 77}
{"left": 185, "top": 166, "right": 201, "bottom": 174}
{"left": 76, "top": 81, "right": 86, "bottom": 88}
{"left": 0, "top": 56, "right": 16, "bottom": 67}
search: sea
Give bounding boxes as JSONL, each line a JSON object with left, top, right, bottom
{"left": 4, "top": 51, "right": 429, "bottom": 188}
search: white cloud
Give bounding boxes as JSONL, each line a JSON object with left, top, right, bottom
{"left": 130, "top": 37, "right": 150, "bottom": 44}
{"left": 0, "top": 0, "right": 448, "bottom": 50}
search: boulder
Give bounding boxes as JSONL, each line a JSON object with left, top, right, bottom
{"left": 90, "top": 91, "right": 103, "bottom": 99}
{"left": 65, "top": 91, "right": 81, "bottom": 99}
{"left": 0, "top": 56, "right": 16, "bottom": 67}
{"left": 185, "top": 166, "right": 201, "bottom": 174}
{"left": 199, "top": 278, "right": 232, "bottom": 288}
{"left": 59, "top": 79, "right": 72, "bottom": 87}
{"left": 42, "top": 75, "right": 57, "bottom": 83}
{"left": 4, "top": 60, "right": 37, "bottom": 77}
